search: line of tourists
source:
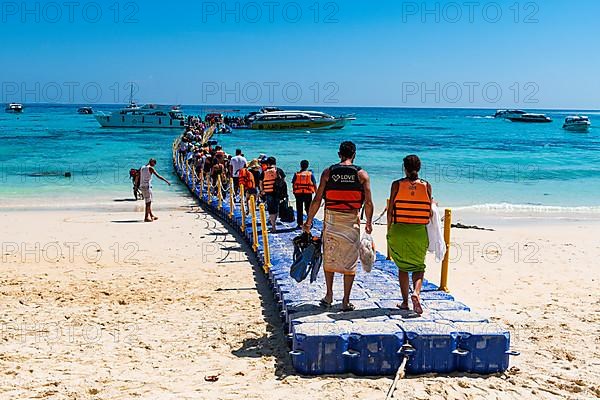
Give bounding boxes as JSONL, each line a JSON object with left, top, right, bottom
{"left": 178, "top": 134, "right": 436, "bottom": 315}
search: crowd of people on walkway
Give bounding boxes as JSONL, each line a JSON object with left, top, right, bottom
{"left": 183, "top": 113, "right": 250, "bottom": 132}
{"left": 175, "top": 130, "right": 437, "bottom": 315}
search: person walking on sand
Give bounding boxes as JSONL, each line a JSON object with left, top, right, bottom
{"left": 304, "top": 141, "right": 374, "bottom": 311}
{"left": 386, "top": 155, "right": 432, "bottom": 315}
{"left": 292, "top": 160, "right": 317, "bottom": 229}
{"left": 139, "top": 158, "right": 171, "bottom": 222}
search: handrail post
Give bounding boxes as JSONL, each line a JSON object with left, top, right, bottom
{"left": 172, "top": 142, "right": 176, "bottom": 165}
{"left": 240, "top": 185, "right": 246, "bottom": 233}
{"left": 207, "top": 175, "right": 212, "bottom": 202}
{"left": 217, "top": 175, "right": 223, "bottom": 210}
{"left": 199, "top": 171, "right": 204, "bottom": 195}
{"left": 193, "top": 168, "right": 199, "bottom": 193}
{"left": 386, "top": 198, "right": 391, "bottom": 260}
{"left": 439, "top": 208, "right": 452, "bottom": 292}
{"left": 259, "top": 203, "right": 271, "bottom": 273}
{"left": 229, "top": 177, "right": 235, "bottom": 218}
{"left": 250, "top": 196, "right": 258, "bottom": 251}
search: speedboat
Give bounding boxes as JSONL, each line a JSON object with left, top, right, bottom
{"left": 563, "top": 116, "right": 591, "bottom": 132}
{"left": 95, "top": 102, "right": 186, "bottom": 129}
{"left": 494, "top": 109, "right": 526, "bottom": 119}
{"left": 247, "top": 108, "right": 355, "bottom": 131}
{"left": 508, "top": 113, "right": 552, "bottom": 123}
{"left": 5, "top": 103, "right": 23, "bottom": 113}
{"left": 77, "top": 107, "right": 94, "bottom": 115}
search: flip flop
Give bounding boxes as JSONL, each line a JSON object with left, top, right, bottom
{"left": 341, "top": 303, "right": 355, "bottom": 312}
{"left": 397, "top": 303, "right": 410, "bottom": 310}
{"left": 319, "top": 298, "right": 333, "bottom": 308}
{"left": 411, "top": 295, "right": 423, "bottom": 315}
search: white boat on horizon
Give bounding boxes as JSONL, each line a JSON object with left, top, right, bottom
{"left": 247, "top": 107, "right": 355, "bottom": 131}
{"left": 95, "top": 102, "right": 186, "bottom": 129}
{"left": 5, "top": 103, "right": 23, "bottom": 113}
{"left": 78, "top": 106, "right": 94, "bottom": 115}
{"left": 508, "top": 113, "right": 552, "bottom": 123}
{"left": 563, "top": 116, "right": 591, "bottom": 132}
{"left": 494, "top": 109, "right": 527, "bottom": 119}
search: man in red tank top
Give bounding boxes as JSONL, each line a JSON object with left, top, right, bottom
{"left": 304, "top": 142, "right": 374, "bottom": 311}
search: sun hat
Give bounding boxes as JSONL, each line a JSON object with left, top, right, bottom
{"left": 247, "top": 159, "right": 260, "bottom": 169}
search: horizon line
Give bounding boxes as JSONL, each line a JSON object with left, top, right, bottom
{"left": 8, "top": 102, "right": 600, "bottom": 112}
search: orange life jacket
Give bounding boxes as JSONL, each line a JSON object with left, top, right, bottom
{"left": 324, "top": 164, "right": 364, "bottom": 212}
{"left": 239, "top": 168, "right": 255, "bottom": 190}
{"left": 262, "top": 167, "right": 278, "bottom": 194}
{"left": 293, "top": 171, "right": 315, "bottom": 195}
{"left": 392, "top": 178, "right": 432, "bottom": 224}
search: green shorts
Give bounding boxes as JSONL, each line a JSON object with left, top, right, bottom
{"left": 386, "top": 223, "right": 429, "bottom": 273}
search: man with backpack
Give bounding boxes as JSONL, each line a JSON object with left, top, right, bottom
{"left": 259, "top": 156, "right": 286, "bottom": 233}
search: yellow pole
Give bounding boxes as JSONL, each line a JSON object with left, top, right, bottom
{"left": 386, "top": 198, "right": 391, "bottom": 260}
{"left": 217, "top": 175, "right": 223, "bottom": 210}
{"left": 439, "top": 209, "right": 452, "bottom": 292}
{"left": 199, "top": 171, "right": 204, "bottom": 194}
{"left": 240, "top": 185, "right": 246, "bottom": 233}
{"left": 193, "top": 168, "right": 199, "bottom": 192}
{"left": 207, "top": 175, "right": 212, "bottom": 201}
{"left": 250, "top": 196, "right": 258, "bottom": 251}
{"left": 229, "top": 177, "right": 235, "bottom": 218}
{"left": 259, "top": 203, "right": 271, "bottom": 273}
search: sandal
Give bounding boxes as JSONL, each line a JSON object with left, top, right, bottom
{"left": 319, "top": 298, "right": 333, "bottom": 308}
{"left": 411, "top": 295, "right": 423, "bottom": 315}
{"left": 341, "top": 303, "right": 355, "bottom": 312}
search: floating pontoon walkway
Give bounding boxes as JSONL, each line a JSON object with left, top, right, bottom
{"left": 173, "top": 148, "right": 517, "bottom": 376}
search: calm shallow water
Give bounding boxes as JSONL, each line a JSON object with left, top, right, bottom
{"left": 1, "top": 104, "right": 599, "bottom": 212}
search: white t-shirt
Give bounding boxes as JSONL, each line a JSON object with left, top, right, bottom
{"left": 230, "top": 155, "right": 247, "bottom": 177}
{"left": 140, "top": 165, "right": 152, "bottom": 187}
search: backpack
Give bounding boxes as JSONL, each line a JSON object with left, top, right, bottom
{"left": 273, "top": 169, "right": 288, "bottom": 198}
{"left": 279, "top": 197, "right": 296, "bottom": 223}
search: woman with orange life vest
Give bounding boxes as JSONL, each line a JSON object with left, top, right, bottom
{"left": 386, "top": 155, "right": 432, "bottom": 315}
{"left": 304, "top": 142, "right": 374, "bottom": 312}
{"left": 238, "top": 159, "right": 258, "bottom": 208}
{"left": 292, "top": 160, "right": 317, "bottom": 229}
{"left": 260, "top": 157, "right": 286, "bottom": 233}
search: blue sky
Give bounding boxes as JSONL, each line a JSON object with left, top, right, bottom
{"left": 1, "top": 0, "right": 599, "bottom": 108}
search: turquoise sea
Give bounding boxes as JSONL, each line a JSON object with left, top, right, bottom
{"left": 1, "top": 104, "right": 599, "bottom": 213}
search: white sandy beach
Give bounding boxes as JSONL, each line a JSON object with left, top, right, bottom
{"left": 1, "top": 191, "right": 599, "bottom": 399}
